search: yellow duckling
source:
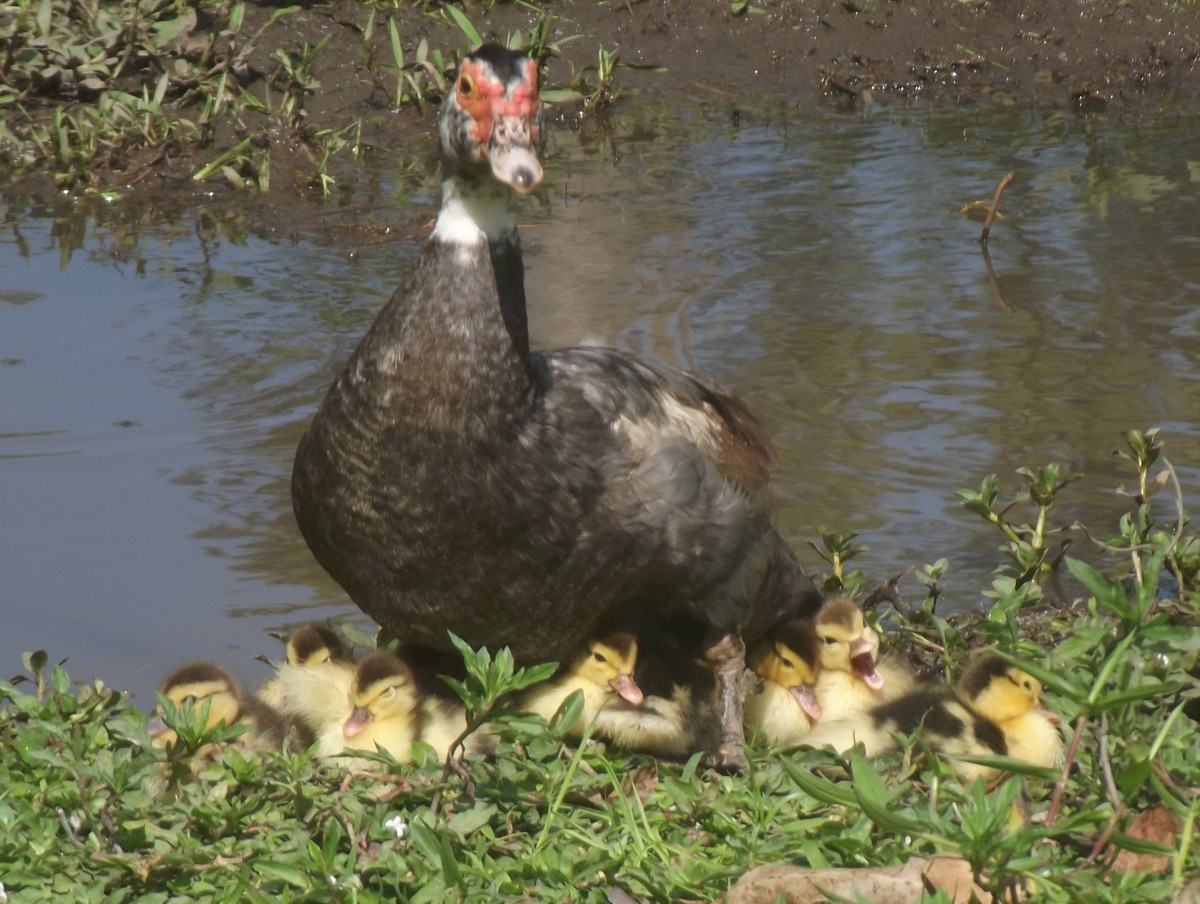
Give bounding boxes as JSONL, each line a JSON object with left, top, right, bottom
{"left": 149, "top": 661, "right": 291, "bottom": 755}
{"left": 958, "top": 653, "right": 1064, "bottom": 776}
{"left": 257, "top": 622, "right": 354, "bottom": 711}
{"left": 801, "top": 653, "right": 1062, "bottom": 787}
{"left": 811, "top": 598, "right": 915, "bottom": 721}
{"left": 520, "top": 632, "right": 645, "bottom": 737}
{"left": 299, "top": 651, "right": 421, "bottom": 770}
{"left": 801, "top": 684, "right": 1004, "bottom": 785}
{"left": 401, "top": 646, "right": 486, "bottom": 761}
{"left": 589, "top": 623, "right": 718, "bottom": 758}
{"left": 745, "top": 618, "right": 823, "bottom": 747}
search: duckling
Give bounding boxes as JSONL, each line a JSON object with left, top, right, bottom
{"left": 520, "top": 632, "right": 645, "bottom": 737}
{"left": 801, "top": 684, "right": 1007, "bottom": 785}
{"left": 745, "top": 618, "right": 823, "bottom": 747}
{"left": 298, "top": 651, "right": 422, "bottom": 770}
{"left": 958, "top": 653, "right": 1064, "bottom": 774}
{"left": 257, "top": 622, "right": 354, "bottom": 711}
{"left": 401, "top": 646, "right": 487, "bottom": 761}
{"left": 149, "top": 661, "right": 290, "bottom": 754}
{"left": 801, "top": 653, "right": 1063, "bottom": 787}
{"left": 811, "top": 598, "right": 915, "bottom": 721}
{"left": 591, "top": 620, "right": 718, "bottom": 758}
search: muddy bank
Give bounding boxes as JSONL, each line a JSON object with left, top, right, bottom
{"left": 7, "top": 0, "right": 1200, "bottom": 211}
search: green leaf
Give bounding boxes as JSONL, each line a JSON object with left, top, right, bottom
{"left": 444, "top": 5, "right": 483, "bottom": 49}
{"left": 253, "top": 860, "right": 309, "bottom": 889}
{"left": 850, "top": 751, "right": 928, "bottom": 837}
{"left": 781, "top": 758, "right": 857, "bottom": 807}
{"left": 438, "top": 829, "right": 464, "bottom": 893}
{"left": 447, "top": 803, "right": 497, "bottom": 838}
{"left": 1066, "top": 557, "right": 1134, "bottom": 621}
{"left": 538, "top": 88, "right": 584, "bottom": 104}
{"left": 1090, "top": 680, "right": 1184, "bottom": 712}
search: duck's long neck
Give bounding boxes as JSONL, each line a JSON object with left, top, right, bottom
{"left": 432, "top": 174, "right": 531, "bottom": 361}
{"left": 354, "top": 172, "right": 536, "bottom": 431}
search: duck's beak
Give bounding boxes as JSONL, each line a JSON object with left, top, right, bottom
{"left": 343, "top": 706, "right": 372, "bottom": 738}
{"left": 487, "top": 59, "right": 543, "bottom": 195}
{"left": 790, "top": 683, "right": 823, "bottom": 721}
{"left": 488, "top": 117, "right": 542, "bottom": 194}
{"left": 1038, "top": 707, "right": 1061, "bottom": 725}
{"left": 850, "top": 639, "right": 884, "bottom": 690}
{"left": 610, "top": 673, "right": 644, "bottom": 706}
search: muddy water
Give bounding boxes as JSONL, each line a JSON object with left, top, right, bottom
{"left": 3, "top": 99, "right": 1199, "bottom": 704}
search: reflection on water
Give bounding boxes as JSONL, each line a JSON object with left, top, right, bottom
{"left": 2, "top": 99, "right": 1199, "bottom": 703}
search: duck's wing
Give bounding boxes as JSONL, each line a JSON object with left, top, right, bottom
{"left": 538, "top": 347, "right": 775, "bottom": 498}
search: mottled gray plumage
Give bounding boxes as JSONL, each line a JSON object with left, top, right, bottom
{"left": 291, "top": 45, "right": 821, "bottom": 768}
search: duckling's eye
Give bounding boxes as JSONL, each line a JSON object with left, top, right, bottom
{"left": 592, "top": 652, "right": 608, "bottom": 664}
{"left": 780, "top": 656, "right": 794, "bottom": 669}
{"left": 381, "top": 687, "right": 397, "bottom": 700}
{"left": 823, "top": 637, "right": 838, "bottom": 645}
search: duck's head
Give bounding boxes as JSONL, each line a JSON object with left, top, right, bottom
{"left": 815, "top": 598, "right": 883, "bottom": 690}
{"left": 573, "top": 632, "right": 644, "bottom": 706}
{"left": 440, "top": 43, "right": 544, "bottom": 195}
{"left": 960, "top": 654, "right": 1059, "bottom": 726}
{"left": 150, "top": 662, "right": 242, "bottom": 748}
{"left": 285, "top": 623, "right": 352, "bottom": 668}
{"left": 343, "top": 652, "right": 418, "bottom": 739}
{"left": 749, "top": 620, "right": 822, "bottom": 720}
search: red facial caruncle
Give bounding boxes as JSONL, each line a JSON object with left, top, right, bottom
{"left": 455, "top": 59, "right": 540, "bottom": 146}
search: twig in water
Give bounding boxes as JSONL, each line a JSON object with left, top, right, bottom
{"left": 980, "top": 171, "right": 1016, "bottom": 243}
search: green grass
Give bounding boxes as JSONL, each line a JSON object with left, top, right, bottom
{"left": 0, "top": 0, "right": 634, "bottom": 194}
{"left": 2, "top": 429, "right": 1198, "bottom": 902}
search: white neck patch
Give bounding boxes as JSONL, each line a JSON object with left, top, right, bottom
{"left": 431, "top": 179, "right": 516, "bottom": 246}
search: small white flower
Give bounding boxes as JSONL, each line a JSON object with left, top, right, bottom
{"left": 384, "top": 815, "right": 408, "bottom": 839}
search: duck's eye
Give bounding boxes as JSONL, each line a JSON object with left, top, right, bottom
{"left": 823, "top": 637, "right": 838, "bottom": 645}
{"left": 381, "top": 686, "right": 397, "bottom": 700}
{"left": 592, "top": 652, "right": 608, "bottom": 664}
{"left": 459, "top": 74, "right": 474, "bottom": 97}
{"left": 181, "top": 695, "right": 197, "bottom": 706}
{"left": 780, "top": 656, "right": 794, "bottom": 669}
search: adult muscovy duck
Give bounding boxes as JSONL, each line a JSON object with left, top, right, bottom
{"left": 291, "top": 43, "right": 822, "bottom": 770}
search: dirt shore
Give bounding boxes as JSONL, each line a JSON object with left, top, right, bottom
{"left": 10, "top": 0, "right": 1200, "bottom": 206}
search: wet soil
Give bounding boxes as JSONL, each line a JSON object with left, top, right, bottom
{"left": 25, "top": 0, "right": 1200, "bottom": 212}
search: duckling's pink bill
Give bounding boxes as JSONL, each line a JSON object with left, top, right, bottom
{"left": 610, "top": 674, "right": 644, "bottom": 706}
{"left": 343, "top": 706, "right": 372, "bottom": 738}
{"left": 790, "top": 684, "right": 823, "bottom": 721}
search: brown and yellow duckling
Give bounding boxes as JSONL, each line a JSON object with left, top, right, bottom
{"left": 958, "top": 653, "right": 1064, "bottom": 778}
{"left": 257, "top": 622, "right": 354, "bottom": 711}
{"left": 280, "top": 651, "right": 421, "bottom": 770}
{"left": 811, "top": 597, "right": 915, "bottom": 721}
{"left": 744, "top": 617, "right": 823, "bottom": 747}
{"left": 591, "top": 621, "right": 719, "bottom": 759}
{"left": 150, "top": 661, "right": 290, "bottom": 752}
{"left": 801, "top": 652, "right": 1063, "bottom": 787}
{"left": 520, "top": 632, "right": 645, "bottom": 737}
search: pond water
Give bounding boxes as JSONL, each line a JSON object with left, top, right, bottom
{"left": 3, "top": 95, "right": 1199, "bottom": 706}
